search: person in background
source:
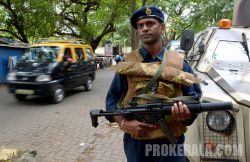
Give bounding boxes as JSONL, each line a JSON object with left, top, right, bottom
{"left": 115, "top": 54, "right": 123, "bottom": 64}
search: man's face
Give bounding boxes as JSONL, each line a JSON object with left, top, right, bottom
{"left": 136, "top": 18, "right": 164, "bottom": 45}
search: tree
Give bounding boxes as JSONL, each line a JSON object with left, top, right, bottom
{"left": 155, "top": 0, "right": 233, "bottom": 45}
{"left": 0, "top": 0, "right": 58, "bottom": 43}
{"left": 0, "top": 0, "right": 234, "bottom": 50}
{"left": 0, "top": 0, "right": 130, "bottom": 50}
{"left": 37, "top": 0, "right": 130, "bottom": 50}
{"left": 108, "top": 0, "right": 233, "bottom": 50}
{"left": 130, "top": 0, "right": 137, "bottom": 50}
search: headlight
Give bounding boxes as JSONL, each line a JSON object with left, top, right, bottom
{"left": 7, "top": 72, "right": 16, "bottom": 81}
{"left": 206, "top": 111, "right": 235, "bottom": 134}
{"left": 36, "top": 75, "right": 52, "bottom": 82}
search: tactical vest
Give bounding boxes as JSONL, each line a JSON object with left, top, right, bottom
{"left": 113, "top": 50, "right": 201, "bottom": 140}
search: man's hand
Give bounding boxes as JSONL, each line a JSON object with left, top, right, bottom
{"left": 120, "top": 119, "right": 156, "bottom": 138}
{"left": 171, "top": 101, "right": 192, "bottom": 121}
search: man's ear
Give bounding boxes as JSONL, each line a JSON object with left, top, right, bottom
{"left": 160, "top": 23, "right": 165, "bottom": 31}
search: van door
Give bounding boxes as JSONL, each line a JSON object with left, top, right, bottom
{"left": 85, "top": 48, "right": 96, "bottom": 74}
{"left": 75, "top": 47, "right": 88, "bottom": 86}
{"left": 62, "top": 47, "right": 78, "bottom": 90}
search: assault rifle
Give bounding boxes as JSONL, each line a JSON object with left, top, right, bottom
{"left": 90, "top": 101, "right": 234, "bottom": 144}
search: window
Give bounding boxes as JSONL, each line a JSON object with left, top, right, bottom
{"left": 63, "top": 48, "right": 72, "bottom": 62}
{"left": 86, "top": 48, "right": 93, "bottom": 60}
{"left": 75, "top": 48, "right": 84, "bottom": 60}
{"left": 212, "top": 41, "right": 249, "bottom": 62}
{"left": 22, "top": 46, "right": 59, "bottom": 62}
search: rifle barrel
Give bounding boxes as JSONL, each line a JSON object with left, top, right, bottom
{"left": 162, "top": 101, "right": 233, "bottom": 113}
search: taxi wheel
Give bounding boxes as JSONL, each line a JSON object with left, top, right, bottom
{"left": 84, "top": 77, "right": 93, "bottom": 91}
{"left": 15, "top": 94, "right": 27, "bottom": 101}
{"left": 51, "top": 85, "right": 65, "bottom": 104}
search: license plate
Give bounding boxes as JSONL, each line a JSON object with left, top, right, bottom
{"left": 15, "top": 89, "right": 34, "bottom": 95}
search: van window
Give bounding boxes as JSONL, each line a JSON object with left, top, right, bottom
{"left": 75, "top": 48, "right": 84, "bottom": 60}
{"left": 21, "top": 46, "right": 59, "bottom": 63}
{"left": 212, "top": 41, "right": 249, "bottom": 62}
{"left": 63, "top": 48, "right": 72, "bottom": 62}
{"left": 86, "top": 48, "right": 93, "bottom": 60}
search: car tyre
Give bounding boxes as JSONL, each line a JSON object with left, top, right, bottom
{"left": 15, "top": 94, "right": 27, "bottom": 101}
{"left": 84, "top": 77, "right": 93, "bottom": 91}
{"left": 51, "top": 85, "right": 65, "bottom": 104}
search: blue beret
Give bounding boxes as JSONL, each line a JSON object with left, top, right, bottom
{"left": 130, "top": 6, "right": 164, "bottom": 29}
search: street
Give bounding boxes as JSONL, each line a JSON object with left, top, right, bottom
{"left": 0, "top": 69, "right": 126, "bottom": 162}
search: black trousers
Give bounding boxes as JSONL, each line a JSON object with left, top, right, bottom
{"left": 123, "top": 133, "right": 186, "bottom": 162}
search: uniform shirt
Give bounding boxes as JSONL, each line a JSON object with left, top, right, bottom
{"left": 106, "top": 47, "right": 202, "bottom": 125}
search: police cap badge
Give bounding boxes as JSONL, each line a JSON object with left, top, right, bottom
{"left": 130, "top": 6, "right": 164, "bottom": 29}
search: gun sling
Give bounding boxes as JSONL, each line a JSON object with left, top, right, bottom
{"left": 131, "top": 48, "right": 178, "bottom": 144}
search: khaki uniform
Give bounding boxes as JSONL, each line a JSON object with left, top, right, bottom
{"left": 112, "top": 50, "right": 201, "bottom": 140}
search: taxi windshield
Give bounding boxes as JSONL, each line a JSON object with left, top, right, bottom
{"left": 212, "top": 41, "right": 250, "bottom": 62}
{"left": 21, "top": 46, "right": 60, "bottom": 62}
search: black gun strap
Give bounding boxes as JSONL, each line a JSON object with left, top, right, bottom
{"left": 132, "top": 48, "right": 168, "bottom": 103}
{"left": 133, "top": 94, "right": 194, "bottom": 102}
{"left": 159, "top": 118, "right": 178, "bottom": 144}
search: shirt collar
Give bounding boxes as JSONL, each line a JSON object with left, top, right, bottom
{"left": 139, "top": 47, "right": 165, "bottom": 61}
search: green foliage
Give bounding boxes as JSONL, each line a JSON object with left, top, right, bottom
{"left": 0, "top": 0, "right": 58, "bottom": 42}
{"left": 91, "top": 0, "right": 132, "bottom": 46}
{"left": 144, "top": 0, "right": 234, "bottom": 44}
{"left": 188, "top": 0, "right": 233, "bottom": 32}
{"left": 107, "top": 0, "right": 234, "bottom": 47}
{"left": 0, "top": 0, "right": 234, "bottom": 48}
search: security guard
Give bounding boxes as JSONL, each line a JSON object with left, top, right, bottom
{"left": 106, "top": 6, "right": 202, "bottom": 162}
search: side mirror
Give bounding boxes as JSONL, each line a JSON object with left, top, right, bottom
{"left": 180, "top": 30, "right": 194, "bottom": 52}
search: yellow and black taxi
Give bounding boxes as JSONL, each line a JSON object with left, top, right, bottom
{"left": 6, "top": 40, "right": 96, "bottom": 103}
